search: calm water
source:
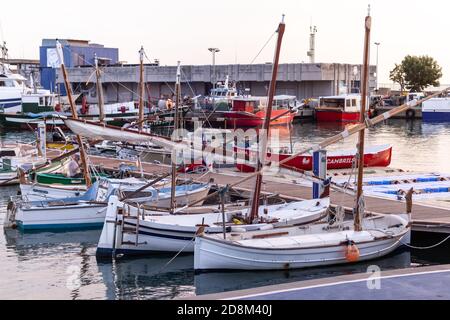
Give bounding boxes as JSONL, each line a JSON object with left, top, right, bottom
{"left": 1, "top": 119, "right": 450, "bottom": 300}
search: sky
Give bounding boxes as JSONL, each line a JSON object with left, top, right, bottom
{"left": 1, "top": 0, "right": 449, "bottom": 84}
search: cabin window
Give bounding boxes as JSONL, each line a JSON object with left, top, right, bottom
{"left": 346, "top": 100, "right": 351, "bottom": 107}
{"left": 0, "top": 81, "right": 4, "bottom": 87}
{"left": 39, "top": 97, "right": 44, "bottom": 106}
{"left": 0, "top": 150, "right": 16, "bottom": 157}
{"left": 352, "top": 99, "right": 357, "bottom": 107}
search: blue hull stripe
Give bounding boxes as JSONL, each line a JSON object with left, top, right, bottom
{"left": 17, "top": 220, "right": 103, "bottom": 231}
{"left": 0, "top": 98, "right": 22, "bottom": 102}
{"left": 423, "top": 112, "right": 450, "bottom": 122}
{"left": 0, "top": 102, "right": 21, "bottom": 108}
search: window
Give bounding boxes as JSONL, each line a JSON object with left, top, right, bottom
{"left": 0, "top": 150, "right": 16, "bottom": 157}
{"left": 352, "top": 99, "right": 357, "bottom": 107}
{"left": 346, "top": 100, "right": 351, "bottom": 107}
{"left": 39, "top": 97, "right": 44, "bottom": 106}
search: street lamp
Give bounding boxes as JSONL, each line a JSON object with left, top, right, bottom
{"left": 208, "top": 48, "right": 220, "bottom": 90}
{"left": 374, "top": 42, "right": 381, "bottom": 91}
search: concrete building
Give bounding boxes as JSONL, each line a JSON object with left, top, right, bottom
{"left": 59, "top": 63, "right": 377, "bottom": 104}
{"left": 40, "top": 39, "right": 119, "bottom": 93}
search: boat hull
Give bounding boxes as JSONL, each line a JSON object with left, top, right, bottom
{"left": 194, "top": 229, "right": 410, "bottom": 271}
{"left": 96, "top": 197, "right": 330, "bottom": 257}
{"left": 422, "top": 111, "right": 450, "bottom": 122}
{"left": 316, "top": 109, "right": 360, "bottom": 123}
{"left": 235, "top": 145, "right": 393, "bottom": 172}
{"left": 222, "top": 110, "right": 294, "bottom": 128}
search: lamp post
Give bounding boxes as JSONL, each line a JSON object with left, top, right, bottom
{"left": 208, "top": 48, "right": 220, "bottom": 90}
{"left": 374, "top": 42, "right": 380, "bottom": 91}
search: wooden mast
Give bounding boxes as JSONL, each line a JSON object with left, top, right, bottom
{"left": 138, "top": 46, "right": 145, "bottom": 131}
{"left": 170, "top": 61, "right": 182, "bottom": 213}
{"left": 355, "top": 9, "right": 371, "bottom": 231}
{"left": 56, "top": 41, "right": 92, "bottom": 187}
{"left": 94, "top": 54, "right": 105, "bottom": 123}
{"left": 248, "top": 16, "right": 286, "bottom": 223}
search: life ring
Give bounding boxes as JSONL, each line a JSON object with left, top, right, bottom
{"left": 81, "top": 96, "right": 89, "bottom": 115}
{"left": 120, "top": 106, "right": 127, "bottom": 114}
{"left": 406, "top": 109, "right": 415, "bottom": 119}
{"left": 54, "top": 103, "right": 62, "bottom": 112}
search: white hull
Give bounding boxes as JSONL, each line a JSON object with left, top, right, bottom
{"left": 11, "top": 203, "right": 107, "bottom": 230}
{"left": 97, "top": 196, "right": 330, "bottom": 256}
{"left": 194, "top": 215, "right": 411, "bottom": 271}
{"left": 7, "top": 183, "right": 210, "bottom": 230}
{"left": 20, "top": 183, "right": 87, "bottom": 201}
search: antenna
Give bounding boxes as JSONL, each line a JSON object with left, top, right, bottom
{"left": 307, "top": 24, "right": 317, "bottom": 63}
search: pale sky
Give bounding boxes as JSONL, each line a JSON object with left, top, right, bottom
{"left": 1, "top": 0, "right": 449, "bottom": 84}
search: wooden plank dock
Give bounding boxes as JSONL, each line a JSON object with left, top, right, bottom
{"left": 88, "top": 155, "right": 450, "bottom": 234}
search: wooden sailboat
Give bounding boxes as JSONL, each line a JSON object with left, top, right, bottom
{"left": 194, "top": 11, "right": 412, "bottom": 272}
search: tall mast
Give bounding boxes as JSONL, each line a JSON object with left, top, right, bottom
{"left": 94, "top": 54, "right": 105, "bottom": 123}
{"left": 355, "top": 9, "right": 371, "bottom": 231}
{"left": 138, "top": 46, "right": 145, "bottom": 131}
{"left": 170, "top": 61, "right": 182, "bottom": 213}
{"left": 248, "top": 16, "right": 286, "bottom": 222}
{"left": 56, "top": 41, "right": 92, "bottom": 188}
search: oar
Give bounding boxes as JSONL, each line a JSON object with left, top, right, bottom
{"left": 174, "top": 87, "right": 450, "bottom": 212}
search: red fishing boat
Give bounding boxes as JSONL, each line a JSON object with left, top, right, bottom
{"left": 235, "top": 144, "right": 392, "bottom": 172}
{"left": 222, "top": 97, "right": 295, "bottom": 128}
{"left": 315, "top": 95, "right": 362, "bottom": 122}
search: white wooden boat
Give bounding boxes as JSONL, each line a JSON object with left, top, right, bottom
{"left": 5, "top": 180, "right": 210, "bottom": 231}
{"left": 19, "top": 177, "right": 171, "bottom": 202}
{"left": 194, "top": 213, "right": 411, "bottom": 271}
{"left": 96, "top": 196, "right": 330, "bottom": 256}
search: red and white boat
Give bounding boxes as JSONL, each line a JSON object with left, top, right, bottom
{"left": 315, "top": 95, "right": 362, "bottom": 122}
{"left": 222, "top": 97, "right": 295, "bottom": 128}
{"left": 235, "top": 144, "right": 392, "bottom": 172}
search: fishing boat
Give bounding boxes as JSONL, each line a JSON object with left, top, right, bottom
{"left": 96, "top": 195, "right": 330, "bottom": 256}
{"left": 6, "top": 179, "right": 210, "bottom": 230}
{"left": 218, "top": 96, "right": 295, "bottom": 128}
{"left": 19, "top": 177, "right": 171, "bottom": 202}
{"left": 0, "top": 144, "right": 47, "bottom": 185}
{"left": 235, "top": 144, "right": 393, "bottom": 172}
{"left": 194, "top": 11, "right": 413, "bottom": 272}
{"left": 315, "top": 95, "right": 362, "bottom": 122}
{"left": 194, "top": 213, "right": 411, "bottom": 271}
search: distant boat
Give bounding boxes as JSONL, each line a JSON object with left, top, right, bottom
{"left": 315, "top": 95, "right": 364, "bottom": 123}
{"left": 422, "top": 97, "right": 450, "bottom": 122}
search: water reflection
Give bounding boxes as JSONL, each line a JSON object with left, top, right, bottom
{"left": 97, "top": 255, "right": 194, "bottom": 300}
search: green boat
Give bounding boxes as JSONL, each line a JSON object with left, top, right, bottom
{"left": 36, "top": 173, "right": 109, "bottom": 186}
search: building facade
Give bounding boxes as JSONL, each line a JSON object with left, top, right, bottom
{"left": 40, "top": 39, "right": 119, "bottom": 93}
{"left": 59, "top": 63, "right": 377, "bottom": 104}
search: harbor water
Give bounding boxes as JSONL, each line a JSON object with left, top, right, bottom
{"left": 1, "top": 119, "right": 450, "bottom": 300}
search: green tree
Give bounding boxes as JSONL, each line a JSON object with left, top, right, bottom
{"left": 390, "top": 55, "right": 443, "bottom": 92}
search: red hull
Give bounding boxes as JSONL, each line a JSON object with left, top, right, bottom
{"left": 222, "top": 110, "right": 294, "bottom": 128}
{"left": 235, "top": 146, "right": 392, "bottom": 173}
{"left": 316, "top": 109, "right": 360, "bottom": 123}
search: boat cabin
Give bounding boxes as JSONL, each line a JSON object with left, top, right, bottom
{"left": 231, "top": 97, "right": 261, "bottom": 113}
{"left": 319, "top": 95, "right": 362, "bottom": 113}
{"left": 21, "top": 93, "right": 57, "bottom": 114}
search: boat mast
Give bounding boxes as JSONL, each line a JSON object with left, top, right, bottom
{"left": 138, "top": 46, "right": 145, "bottom": 131}
{"left": 248, "top": 16, "right": 286, "bottom": 223}
{"left": 56, "top": 41, "right": 92, "bottom": 188}
{"left": 170, "top": 61, "right": 182, "bottom": 213}
{"left": 355, "top": 8, "right": 371, "bottom": 231}
{"left": 94, "top": 54, "right": 105, "bottom": 123}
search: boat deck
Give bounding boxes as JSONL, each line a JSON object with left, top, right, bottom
{"left": 87, "top": 155, "right": 450, "bottom": 234}
{"left": 191, "top": 264, "right": 450, "bottom": 300}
